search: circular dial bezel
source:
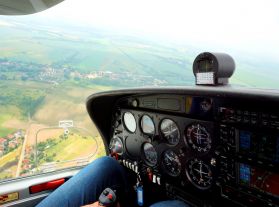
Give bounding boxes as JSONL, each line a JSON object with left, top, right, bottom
{"left": 142, "top": 142, "right": 158, "bottom": 166}
{"left": 140, "top": 114, "right": 155, "bottom": 135}
{"left": 123, "top": 112, "right": 137, "bottom": 133}
{"left": 162, "top": 149, "right": 181, "bottom": 177}
{"left": 109, "top": 136, "right": 124, "bottom": 155}
{"left": 186, "top": 123, "right": 212, "bottom": 153}
{"left": 160, "top": 118, "right": 180, "bottom": 145}
{"left": 185, "top": 158, "right": 213, "bottom": 190}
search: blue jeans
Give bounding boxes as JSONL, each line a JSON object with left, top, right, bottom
{"left": 37, "top": 156, "right": 188, "bottom": 207}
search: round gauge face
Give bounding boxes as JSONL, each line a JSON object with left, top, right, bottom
{"left": 160, "top": 119, "right": 180, "bottom": 145}
{"left": 123, "top": 112, "right": 137, "bottom": 133}
{"left": 142, "top": 142, "right": 157, "bottom": 166}
{"left": 186, "top": 124, "right": 212, "bottom": 153}
{"left": 186, "top": 158, "right": 213, "bottom": 190}
{"left": 162, "top": 149, "right": 181, "bottom": 177}
{"left": 109, "top": 137, "right": 123, "bottom": 155}
{"left": 141, "top": 115, "right": 155, "bottom": 135}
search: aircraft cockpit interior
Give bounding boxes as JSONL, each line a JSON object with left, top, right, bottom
{"left": 0, "top": 0, "right": 278, "bottom": 207}
{"left": 86, "top": 53, "right": 279, "bottom": 207}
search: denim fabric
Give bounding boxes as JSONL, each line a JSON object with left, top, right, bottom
{"left": 37, "top": 156, "right": 188, "bottom": 207}
{"left": 149, "top": 200, "right": 189, "bottom": 207}
{"left": 37, "top": 156, "right": 128, "bottom": 207}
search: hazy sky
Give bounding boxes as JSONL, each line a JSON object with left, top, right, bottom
{"left": 2, "top": 0, "right": 278, "bottom": 61}
{"left": 35, "top": 0, "right": 279, "bottom": 60}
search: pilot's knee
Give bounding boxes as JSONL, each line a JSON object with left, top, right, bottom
{"left": 91, "top": 156, "right": 120, "bottom": 170}
{"left": 82, "top": 156, "right": 123, "bottom": 177}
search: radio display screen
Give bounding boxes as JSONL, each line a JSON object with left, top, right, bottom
{"left": 239, "top": 130, "right": 251, "bottom": 150}
{"left": 239, "top": 130, "right": 279, "bottom": 163}
{"left": 239, "top": 163, "right": 279, "bottom": 198}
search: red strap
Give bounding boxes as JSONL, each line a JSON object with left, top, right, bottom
{"left": 30, "top": 178, "right": 65, "bottom": 194}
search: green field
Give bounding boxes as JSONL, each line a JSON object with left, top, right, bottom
{"left": 1, "top": 17, "right": 279, "bottom": 88}
{"left": 0, "top": 147, "right": 21, "bottom": 179}
{"left": 0, "top": 114, "right": 15, "bottom": 137}
{"left": 40, "top": 133, "right": 97, "bottom": 163}
{"left": 0, "top": 166, "right": 17, "bottom": 180}
{"left": 34, "top": 131, "right": 105, "bottom": 173}
{"left": 0, "top": 147, "right": 20, "bottom": 167}
{"left": 0, "top": 78, "right": 106, "bottom": 179}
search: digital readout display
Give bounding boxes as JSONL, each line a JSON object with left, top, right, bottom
{"left": 239, "top": 131, "right": 251, "bottom": 150}
{"left": 239, "top": 163, "right": 279, "bottom": 198}
{"left": 239, "top": 130, "right": 279, "bottom": 163}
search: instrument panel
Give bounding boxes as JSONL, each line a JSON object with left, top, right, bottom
{"left": 86, "top": 88, "right": 279, "bottom": 207}
{"left": 111, "top": 108, "right": 216, "bottom": 191}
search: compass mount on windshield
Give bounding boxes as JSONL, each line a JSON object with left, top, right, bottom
{"left": 193, "top": 52, "right": 235, "bottom": 85}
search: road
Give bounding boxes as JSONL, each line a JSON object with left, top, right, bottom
{"left": 15, "top": 123, "right": 48, "bottom": 177}
{"left": 15, "top": 123, "right": 98, "bottom": 177}
{"left": 15, "top": 124, "right": 30, "bottom": 177}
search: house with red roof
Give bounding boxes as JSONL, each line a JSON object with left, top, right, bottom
{"left": 6, "top": 134, "right": 14, "bottom": 140}
{"left": 0, "top": 138, "right": 7, "bottom": 148}
{"left": 0, "top": 138, "right": 7, "bottom": 156}
{"left": 8, "top": 141, "right": 17, "bottom": 149}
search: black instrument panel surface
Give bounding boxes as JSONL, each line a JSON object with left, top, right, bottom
{"left": 86, "top": 87, "right": 279, "bottom": 207}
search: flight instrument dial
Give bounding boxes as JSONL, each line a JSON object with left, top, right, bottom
{"left": 142, "top": 142, "right": 158, "bottom": 166}
{"left": 109, "top": 136, "right": 124, "bottom": 155}
{"left": 186, "top": 158, "right": 213, "bottom": 190}
{"left": 162, "top": 149, "right": 181, "bottom": 177}
{"left": 186, "top": 124, "right": 211, "bottom": 153}
{"left": 160, "top": 119, "right": 180, "bottom": 145}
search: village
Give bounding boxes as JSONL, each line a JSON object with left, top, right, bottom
{"left": 0, "top": 130, "right": 24, "bottom": 157}
{"left": 20, "top": 145, "right": 35, "bottom": 176}
{"left": 0, "top": 59, "right": 167, "bottom": 86}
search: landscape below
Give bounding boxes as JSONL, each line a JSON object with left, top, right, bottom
{"left": 0, "top": 16, "right": 278, "bottom": 180}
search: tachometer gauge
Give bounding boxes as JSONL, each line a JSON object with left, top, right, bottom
{"left": 123, "top": 112, "right": 137, "bottom": 133}
{"left": 142, "top": 142, "right": 157, "bottom": 166}
{"left": 186, "top": 124, "right": 211, "bottom": 153}
{"left": 162, "top": 149, "right": 181, "bottom": 177}
{"left": 186, "top": 158, "right": 213, "bottom": 190}
{"left": 109, "top": 137, "right": 124, "bottom": 155}
{"left": 160, "top": 119, "right": 180, "bottom": 145}
{"left": 141, "top": 115, "right": 155, "bottom": 135}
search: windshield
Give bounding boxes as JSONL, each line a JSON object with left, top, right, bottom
{"left": 0, "top": 0, "right": 278, "bottom": 180}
